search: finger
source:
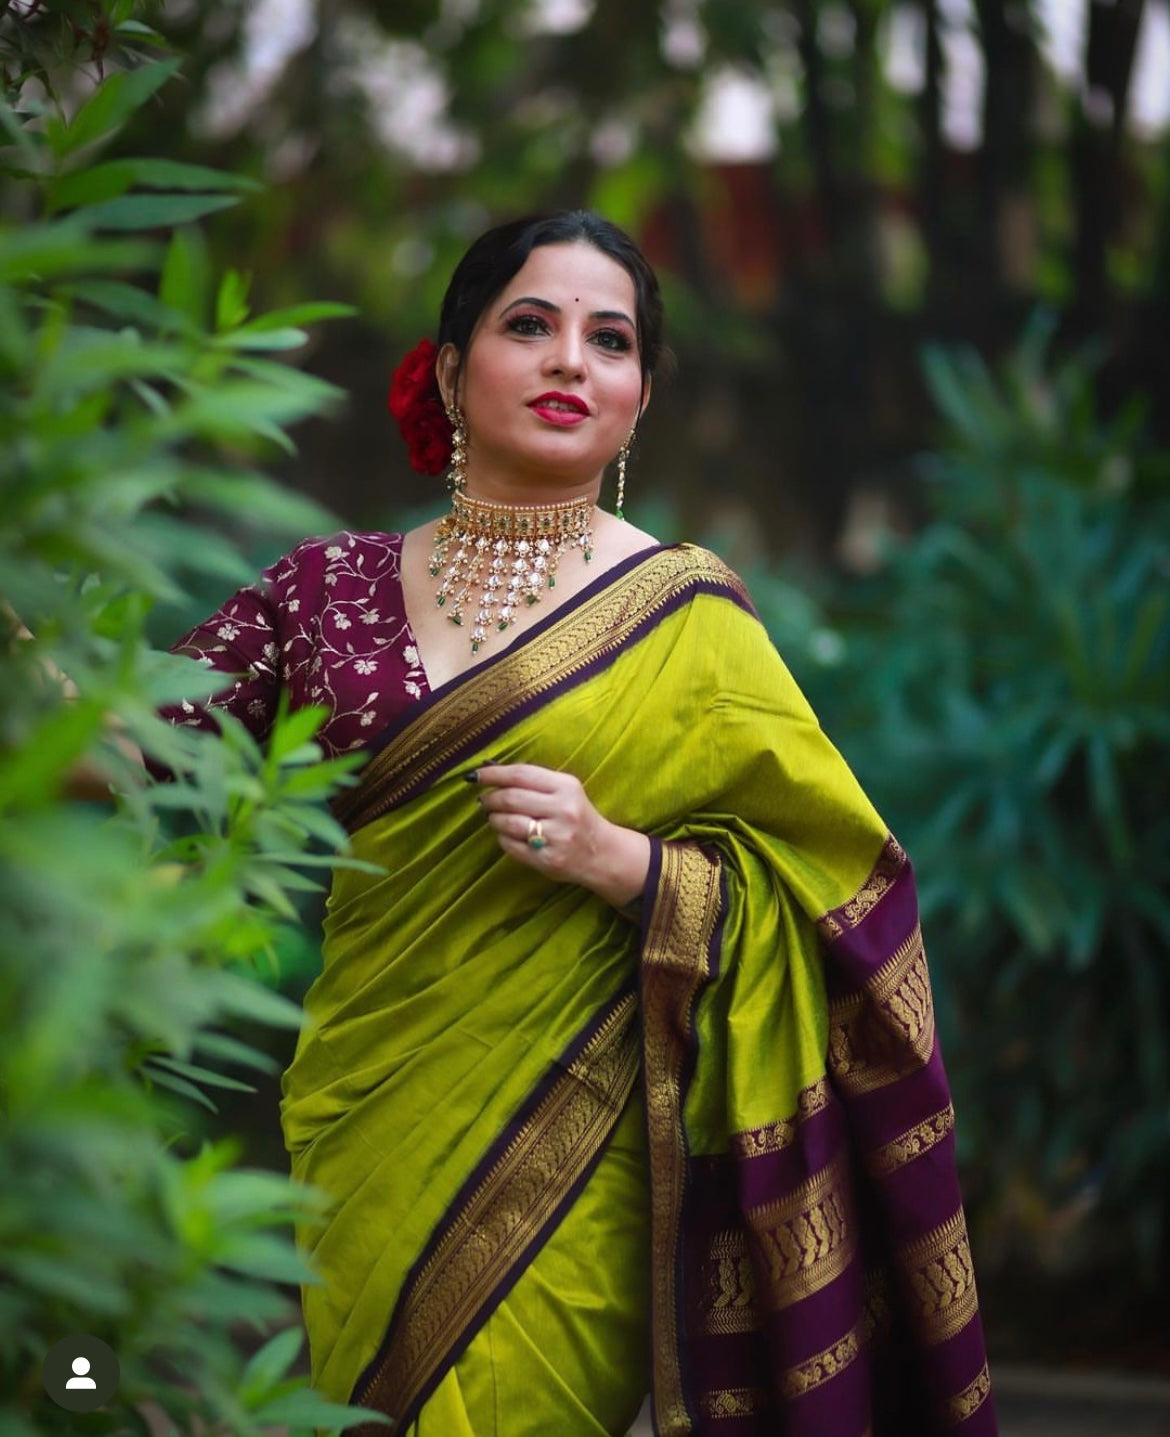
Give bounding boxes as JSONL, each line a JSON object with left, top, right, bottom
{"left": 477, "top": 786, "right": 561, "bottom": 816}
{"left": 475, "top": 762, "right": 566, "bottom": 793}
{"left": 495, "top": 827, "right": 568, "bottom": 877}
{"left": 486, "top": 811, "right": 556, "bottom": 845}
{"left": 496, "top": 832, "right": 553, "bottom": 868}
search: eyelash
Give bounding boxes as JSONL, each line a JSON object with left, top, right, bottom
{"left": 505, "top": 313, "right": 634, "bottom": 353}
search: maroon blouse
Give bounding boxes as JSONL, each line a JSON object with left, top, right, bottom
{"left": 164, "top": 531, "right": 430, "bottom": 755}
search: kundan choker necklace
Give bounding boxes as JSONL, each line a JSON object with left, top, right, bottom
{"left": 429, "top": 490, "right": 595, "bottom": 652}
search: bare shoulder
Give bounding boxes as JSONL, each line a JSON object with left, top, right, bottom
{"left": 402, "top": 515, "right": 442, "bottom": 550}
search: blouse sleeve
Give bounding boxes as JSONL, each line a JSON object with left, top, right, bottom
{"left": 159, "top": 549, "right": 295, "bottom": 744}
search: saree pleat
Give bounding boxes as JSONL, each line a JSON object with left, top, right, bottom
{"left": 279, "top": 543, "right": 996, "bottom": 1436}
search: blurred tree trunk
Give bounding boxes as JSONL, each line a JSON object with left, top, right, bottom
{"left": 973, "top": 0, "right": 1036, "bottom": 307}
{"left": 1070, "top": 0, "right": 1145, "bottom": 334}
{"left": 916, "top": 0, "right": 948, "bottom": 314}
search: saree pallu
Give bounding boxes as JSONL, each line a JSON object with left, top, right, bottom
{"left": 279, "top": 544, "right": 997, "bottom": 1436}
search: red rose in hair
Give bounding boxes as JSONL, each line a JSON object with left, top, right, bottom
{"left": 387, "top": 338, "right": 452, "bottom": 476}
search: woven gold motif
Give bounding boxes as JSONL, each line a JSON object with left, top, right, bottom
{"left": 730, "top": 1076, "right": 831, "bottom": 1160}
{"left": 828, "top": 924, "right": 935, "bottom": 1096}
{"left": 866, "top": 1103, "right": 956, "bottom": 1179}
{"left": 816, "top": 835, "right": 908, "bottom": 942}
{"left": 946, "top": 1361, "right": 992, "bottom": 1425}
{"left": 357, "top": 995, "right": 639, "bottom": 1430}
{"left": 899, "top": 1208, "right": 980, "bottom": 1348}
{"left": 863, "top": 1263, "right": 895, "bottom": 1341}
{"left": 779, "top": 1324, "right": 863, "bottom": 1400}
{"left": 642, "top": 841, "right": 724, "bottom": 1437}
{"left": 338, "top": 546, "right": 750, "bottom": 831}
{"left": 702, "top": 1387, "right": 763, "bottom": 1418}
{"left": 702, "top": 1227, "right": 758, "bottom": 1335}
{"left": 746, "top": 1152, "right": 856, "bottom": 1311}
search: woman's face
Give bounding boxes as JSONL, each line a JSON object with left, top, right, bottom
{"left": 439, "top": 241, "right": 650, "bottom": 502}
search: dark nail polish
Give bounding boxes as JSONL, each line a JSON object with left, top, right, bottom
{"left": 462, "top": 770, "right": 479, "bottom": 783}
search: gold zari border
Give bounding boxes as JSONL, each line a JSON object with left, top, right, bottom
{"left": 899, "top": 1207, "right": 980, "bottom": 1349}
{"left": 946, "top": 1361, "right": 992, "bottom": 1425}
{"left": 701, "top": 1387, "right": 763, "bottom": 1419}
{"left": 746, "top": 1152, "right": 857, "bottom": 1312}
{"left": 866, "top": 1103, "right": 956, "bottom": 1179}
{"left": 643, "top": 841, "right": 723, "bottom": 1437}
{"left": 828, "top": 924, "right": 935, "bottom": 1097}
{"left": 816, "top": 835, "right": 907, "bottom": 943}
{"left": 730, "top": 1075, "right": 831, "bottom": 1160}
{"left": 357, "top": 994, "right": 639, "bottom": 1430}
{"left": 702, "top": 1227, "right": 758, "bottom": 1336}
{"left": 337, "top": 546, "right": 750, "bottom": 830}
{"left": 780, "top": 1324, "right": 863, "bottom": 1400}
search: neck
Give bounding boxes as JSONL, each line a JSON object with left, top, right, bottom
{"left": 430, "top": 486, "right": 597, "bottom": 653}
{"left": 459, "top": 456, "right": 604, "bottom": 509}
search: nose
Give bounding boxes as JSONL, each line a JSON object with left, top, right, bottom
{"left": 544, "top": 324, "right": 586, "bottom": 379}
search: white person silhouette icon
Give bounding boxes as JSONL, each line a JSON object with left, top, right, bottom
{"left": 65, "top": 1356, "right": 97, "bottom": 1389}
{"left": 42, "top": 1333, "right": 119, "bottom": 1412}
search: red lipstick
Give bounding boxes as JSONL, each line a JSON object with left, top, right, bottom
{"left": 529, "top": 391, "right": 589, "bottom": 426}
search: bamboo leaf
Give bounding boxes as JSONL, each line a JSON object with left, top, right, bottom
{"left": 47, "top": 59, "right": 182, "bottom": 157}
{"left": 83, "top": 192, "right": 240, "bottom": 232}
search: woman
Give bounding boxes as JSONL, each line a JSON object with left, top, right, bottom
{"left": 162, "top": 211, "right": 997, "bottom": 1436}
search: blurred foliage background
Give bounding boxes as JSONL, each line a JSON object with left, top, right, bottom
{"left": 2, "top": 0, "right": 1169, "bottom": 1415}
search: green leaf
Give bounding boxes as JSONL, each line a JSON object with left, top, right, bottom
{"left": 142, "top": 1065, "right": 219, "bottom": 1113}
{"left": 36, "top": 331, "right": 190, "bottom": 398}
{"left": 267, "top": 705, "right": 329, "bottom": 761}
{"left": 241, "top": 1325, "right": 303, "bottom": 1393}
{"left": 218, "top": 1233, "right": 315, "bottom": 1283}
{"left": 216, "top": 269, "right": 252, "bottom": 331}
{"left": 213, "top": 971, "right": 305, "bottom": 1030}
{"left": 0, "top": 222, "right": 159, "bottom": 283}
{"left": 59, "top": 278, "right": 199, "bottom": 336}
{"left": 47, "top": 58, "right": 182, "bottom": 157}
{"left": 185, "top": 1034, "right": 277, "bottom": 1078}
{"left": 159, "top": 226, "right": 211, "bottom": 327}
{"left": 250, "top": 1391, "right": 392, "bottom": 1430}
{"left": 5, "top": 1252, "right": 131, "bottom": 1315}
{"left": 82, "top": 192, "right": 241, "bottom": 232}
{"left": 0, "top": 699, "right": 106, "bottom": 809}
{"left": 149, "top": 1055, "right": 258, "bottom": 1093}
{"left": 245, "top": 302, "right": 357, "bottom": 330}
{"left": 49, "top": 158, "right": 261, "bottom": 212}
{"left": 163, "top": 380, "right": 342, "bottom": 442}
{"left": 215, "top": 326, "right": 309, "bottom": 352}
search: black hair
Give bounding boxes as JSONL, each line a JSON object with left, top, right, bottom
{"left": 437, "top": 210, "right": 664, "bottom": 397}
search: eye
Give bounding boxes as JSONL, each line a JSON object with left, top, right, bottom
{"left": 591, "top": 327, "right": 634, "bottom": 353}
{"left": 505, "top": 313, "right": 549, "bottom": 336}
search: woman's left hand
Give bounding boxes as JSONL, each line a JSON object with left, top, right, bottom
{"left": 473, "top": 762, "right": 650, "bottom": 909}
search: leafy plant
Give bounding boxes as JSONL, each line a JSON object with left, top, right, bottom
{"left": 753, "top": 314, "right": 1170, "bottom": 1277}
{"left": 1, "top": 6, "right": 384, "bottom": 1433}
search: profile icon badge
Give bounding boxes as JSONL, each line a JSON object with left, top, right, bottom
{"left": 42, "top": 1334, "right": 119, "bottom": 1412}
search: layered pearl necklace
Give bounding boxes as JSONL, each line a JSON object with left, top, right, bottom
{"left": 429, "top": 490, "right": 595, "bottom": 652}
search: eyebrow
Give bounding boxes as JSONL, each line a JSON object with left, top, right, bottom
{"left": 500, "top": 295, "right": 636, "bottom": 328}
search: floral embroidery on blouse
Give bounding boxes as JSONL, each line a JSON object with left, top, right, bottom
{"left": 161, "top": 531, "right": 430, "bottom": 757}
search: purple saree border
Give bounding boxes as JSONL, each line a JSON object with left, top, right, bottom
{"left": 349, "top": 989, "right": 637, "bottom": 1434}
{"left": 657, "top": 833, "right": 999, "bottom": 1434}
{"left": 334, "top": 546, "right": 759, "bottom": 829}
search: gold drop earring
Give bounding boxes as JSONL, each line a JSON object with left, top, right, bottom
{"left": 446, "top": 405, "right": 468, "bottom": 492}
{"left": 615, "top": 427, "right": 635, "bottom": 522}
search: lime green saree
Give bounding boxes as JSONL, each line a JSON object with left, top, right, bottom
{"left": 279, "top": 544, "right": 995, "bottom": 1436}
